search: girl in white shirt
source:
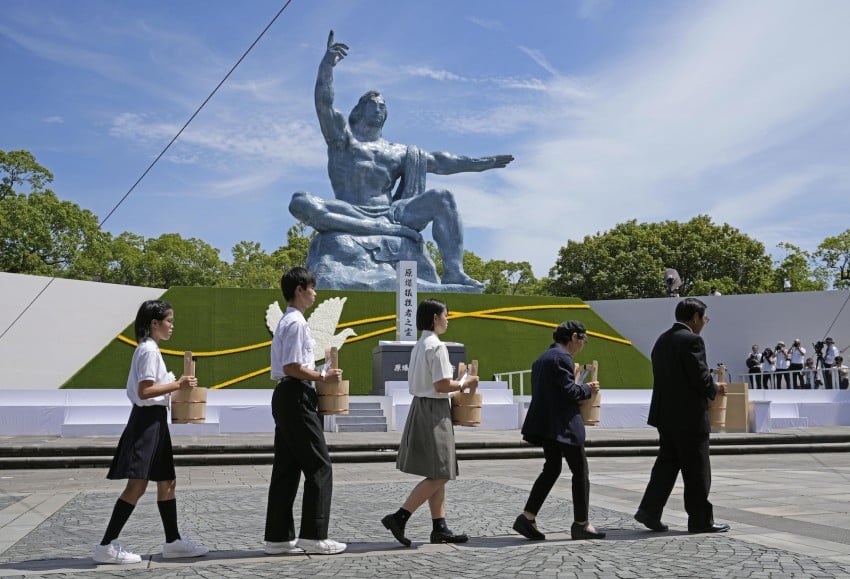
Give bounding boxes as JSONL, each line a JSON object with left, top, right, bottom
{"left": 93, "top": 300, "right": 208, "bottom": 565}
{"left": 381, "top": 298, "right": 478, "bottom": 547}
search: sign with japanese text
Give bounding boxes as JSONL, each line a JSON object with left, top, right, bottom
{"left": 396, "top": 261, "right": 417, "bottom": 341}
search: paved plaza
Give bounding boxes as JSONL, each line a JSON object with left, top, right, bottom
{"left": 2, "top": 430, "right": 850, "bottom": 578}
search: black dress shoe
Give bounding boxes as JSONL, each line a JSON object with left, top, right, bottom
{"left": 634, "top": 509, "right": 669, "bottom": 532}
{"left": 381, "top": 513, "right": 411, "bottom": 547}
{"left": 570, "top": 522, "right": 606, "bottom": 540}
{"left": 430, "top": 529, "right": 469, "bottom": 544}
{"left": 688, "top": 522, "right": 730, "bottom": 534}
{"left": 513, "top": 514, "right": 545, "bottom": 540}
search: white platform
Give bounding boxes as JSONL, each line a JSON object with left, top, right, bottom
{"left": 3, "top": 388, "right": 850, "bottom": 436}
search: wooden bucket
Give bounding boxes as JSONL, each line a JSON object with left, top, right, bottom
{"left": 452, "top": 359, "right": 480, "bottom": 426}
{"left": 580, "top": 389, "right": 601, "bottom": 426}
{"left": 709, "top": 393, "right": 727, "bottom": 430}
{"left": 710, "top": 365, "right": 728, "bottom": 430}
{"left": 452, "top": 392, "right": 482, "bottom": 426}
{"left": 317, "top": 379, "right": 349, "bottom": 415}
{"left": 577, "top": 360, "right": 601, "bottom": 426}
{"left": 172, "top": 386, "right": 207, "bottom": 423}
{"left": 318, "top": 347, "right": 349, "bottom": 415}
{"left": 172, "top": 351, "right": 206, "bottom": 424}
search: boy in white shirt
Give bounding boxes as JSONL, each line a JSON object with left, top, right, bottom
{"left": 264, "top": 267, "right": 347, "bottom": 556}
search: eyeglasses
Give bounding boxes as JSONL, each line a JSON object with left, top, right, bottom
{"left": 577, "top": 334, "right": 588, "bottom": 341}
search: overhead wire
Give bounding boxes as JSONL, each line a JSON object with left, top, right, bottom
{"left": 0, "top": 0, "right": 295, "bottom": 343}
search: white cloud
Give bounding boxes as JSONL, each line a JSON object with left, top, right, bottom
{"left": 518, "top": 46, "right": 561, "bottom": 77}
{"left": 467, "top": 16, "right": 504, "bottom": 31}
{"left": 494, "top": 77, "right": 548, "bottom": 91}
{"left": 405, "top": 66, "right": 464, "bottom": 82}
{"left": 42, "top": 116, "right": 64, "bottom": 124}
{"left": 108, "top": 111, "right": 326, "bottom": 173}
{"left": 472, "top": 0, "right": 850, "bottom": 276}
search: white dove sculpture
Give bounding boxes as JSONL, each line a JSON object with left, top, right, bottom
{"left": 265, "top": 297, "right": 357, "bottom": 363}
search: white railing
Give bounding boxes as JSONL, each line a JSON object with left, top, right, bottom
{"left": 493, "top": 370, "right": 531, "bottom": 396}
{"left": 736, "top": 367, "right": 848, "bottom": 390}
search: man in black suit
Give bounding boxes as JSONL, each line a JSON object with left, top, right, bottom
{"left": 513, "top": 320, "right": 605, "bottom": 541}
{"left": 634, "top": 298, "right": 730, "bottom": 534}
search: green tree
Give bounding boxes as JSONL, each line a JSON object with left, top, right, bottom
{"left": 770, "top": 242, "right": 827, "bottom": 292}
{"left": 1, "top": 149, "right": 110, "bottom": 279}
{"left": 0, "top": 190, "right": 109, "bottom": 277}
{"left": 423, "top": 245, "right": 522, "bottom": 292}
{"left": 481, "top": 260, "right": 540, "bottom": 295}
{"left": 689, "top": 277, "right": 737, "bottom": 297}
{"left": 221, "top": 241, "right": 278, "bottom": 288}
{"left": 271, "top": 223, "right": 313, "bottom": 273}
{"left": 0, "top": 149, "right": 53, "bottom": 200}
{"left": 138, "top": 233, "right": 225, "bottom": 287}
{"left": 547, "top": 216, "right": 773, "bottom": 299}
{"left": 815, "top": 230, "right": 850, "bottom": 289}
{"left": 101, "top": 232, "right": 146, "bottom": 286}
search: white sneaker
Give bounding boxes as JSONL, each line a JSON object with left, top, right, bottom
{"left": 162, "top": 537, "right": 209, "bottom": 559}
{"left": 297, "top": 538, "right": 347, "bottom": 555}
{"left": 265, "top": 539, "right": 305, "bottom": 555}
{"left": 92, "top": 540, "right": 142, "bottom": 564}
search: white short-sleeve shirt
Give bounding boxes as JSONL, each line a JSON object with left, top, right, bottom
{"left": 407, "top": 330, "right": 453, "bottom": 398}
{"left": 126, "top": 338, "right": 171, "bottom": 407}
{"left": 825, "top": 344, "right": 839, "bottom": 365}
{"left": 775, "top": 349, "right": 790, "bottom": 370}
{"left": 270, "top": 306, "right": 316, "bottom": 382}
{"left": 790, "top": 345, "right": 806, "bottom": 365}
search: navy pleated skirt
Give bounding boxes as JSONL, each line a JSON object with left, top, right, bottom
{"left": 107, "top": 405, "right": 176, "bottom": 481}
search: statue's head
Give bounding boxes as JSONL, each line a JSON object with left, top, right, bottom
{"left": 349, "top": 90, "right": 387, "bottom": 130}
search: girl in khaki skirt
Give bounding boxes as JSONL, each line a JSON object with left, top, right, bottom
{"left": 381, "top": 298, "right": 478, "bottom": 546}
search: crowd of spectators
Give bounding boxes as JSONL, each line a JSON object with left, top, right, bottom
{"left": 745, "top": 338, "right": 848, "bottom": 389}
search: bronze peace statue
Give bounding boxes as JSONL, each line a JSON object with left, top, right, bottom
{"left": 289, "top": 31, "right": 514, "bottom": 292}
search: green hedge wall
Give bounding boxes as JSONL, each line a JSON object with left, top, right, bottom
{"left": 63, "top": 288, "right": 652, "bottom": 393}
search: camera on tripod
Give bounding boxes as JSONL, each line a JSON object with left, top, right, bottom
{"left": 813, "top": 341, "right": 825, "bottom": 357}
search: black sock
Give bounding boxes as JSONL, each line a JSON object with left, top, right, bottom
{"left": 432, "top": 517, "right": 448, "bottom": 532}
{"left": 100, "top": 499, "right": 135, "bottom": 545}
{"left": 157, "top": 499, "right": 181, "bottom": 544}
{"left": 396, "top": 508, "right": 411, "bottom": 522}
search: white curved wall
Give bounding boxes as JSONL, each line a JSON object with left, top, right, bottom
{"left": 589, "top": 291, "right": 850, "bottom": 382}
{"left": 0, "top": 273, "right": 164, "bottom": 389}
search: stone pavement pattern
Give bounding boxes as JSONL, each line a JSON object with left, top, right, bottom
{"left": 2, "top": 439, "right": 850, "bottom": 577}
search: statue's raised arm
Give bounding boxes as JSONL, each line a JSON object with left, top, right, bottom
{"left": 315, "top": 30, "right": 350, "bottom": 147}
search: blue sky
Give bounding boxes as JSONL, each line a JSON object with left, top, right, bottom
{"left": 3, "top": 0, "right": 850, "bottom": 278}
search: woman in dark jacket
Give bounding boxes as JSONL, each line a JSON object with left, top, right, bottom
{"left": 513, "top": 320, "right": 605, "bottom": 541}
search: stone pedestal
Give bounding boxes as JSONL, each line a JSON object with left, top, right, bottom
{"left": 371, "top": 341, "right": 466, "bottom": 394}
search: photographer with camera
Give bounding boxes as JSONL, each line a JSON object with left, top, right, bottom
{"left": 822, "top": 338, "right": 839, "bottom": 389}
{"left": 746, "top": 345, "right": 763, "bottom": 389}
{"left": 774, "top": 342, "right": 791, "bottom": 389}
{"left": 788, "top": 339, "right": 806, "bottom": 389}
{"left": 761, "top": 347, "right": 775, "bottom": 389}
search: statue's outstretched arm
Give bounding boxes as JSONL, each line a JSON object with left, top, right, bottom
{"left": 425, "top": 151, "right": 514, "bottom": 175}
{"left": 315, "top": 30, "right": 350, "bottom": 145}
